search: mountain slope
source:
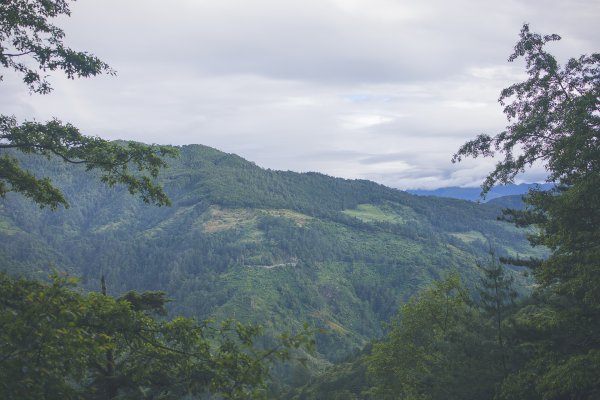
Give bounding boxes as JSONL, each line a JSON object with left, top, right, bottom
{"left": 0, "top": 144, "right": 542, "bottom": 369}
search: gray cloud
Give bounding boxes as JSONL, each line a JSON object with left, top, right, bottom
{"left": 62, "top": 0, "right": 595, "bottom": 84}
{"left": 2, "top": 0, "right": 598, "bottom": 190}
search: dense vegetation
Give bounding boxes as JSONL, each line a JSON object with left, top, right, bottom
{"left": 0, "top": 144, "right": 538, "bottom": 370}
{"left": 0, "top": 272, "right": 313, "bottom": 399}
{"left": 288, "top": 268, "right": 519, "bottom": 399}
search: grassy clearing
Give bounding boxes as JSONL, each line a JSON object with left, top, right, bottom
{"left": 260, "top": 209, "right": 313, "bottom": 226}
{"left": 93, "top": 220, "right": 125, "bottom": 233}
{"left": 200, "top": 206, "right": 312, "bottom": 233}
{"left": 450, "top": 230, "right": 488, "bottom": 244}
{"left": 342, "top": 204, "right": 405, "bottom": 224}
{"left": 0, "top": 218, "right": 19, "bottom": 235}
{"left": 311, "top": 310, "right": 349, "bottom": 334}
{"left": 200, "top": 206, "right": 256, "bottom": 233}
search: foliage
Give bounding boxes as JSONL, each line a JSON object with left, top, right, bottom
{"left": 0, "top": 272, "right": 314, "bottom": 399}
{"left": 287, "top": 347, "right": 375, "bottom": 400}
{"left": 293, "top": 269, "right": 523, "bottom": 399}
{"left": 0, "top": 272, "right": 97, "bottom": 399}
{"left": 0, "top": 116, "right": 176, "bottom": 208}
{"left": 477, "top": 250, "right": 518, "bottom": 376}
{"left": 0, "top": 0, "right": 113, "bottom": 94}
{"left": 0, "top": 0, "right": 176, "bottom": 208}
{"left": 453, "top": 23, "right": 600, "bottom": 195}
{"left": 367, "top": 274, "right": 499, "bottom": 400}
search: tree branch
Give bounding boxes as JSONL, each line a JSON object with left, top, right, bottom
{"left": 1, "top": 50, "right": 35, "bottom": 58}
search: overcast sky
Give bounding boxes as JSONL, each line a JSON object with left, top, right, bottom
{"left": 3, "top": 0, "right": 599, "bottom": 189}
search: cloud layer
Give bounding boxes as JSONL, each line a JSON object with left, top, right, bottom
{"left": 2, "top": 0, "right": 599, "bottom": 189}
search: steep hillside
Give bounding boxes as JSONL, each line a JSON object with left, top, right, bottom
{"left": 0, "top": 144, "right": 542, "bottom": 368}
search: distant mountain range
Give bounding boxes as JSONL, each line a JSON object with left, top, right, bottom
{"left": 0, "top": 144, "right": 544, "bottom": 384}
{"left": 407, "top": 183, "right": 554, "bottom": 202}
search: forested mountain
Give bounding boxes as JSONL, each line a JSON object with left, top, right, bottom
{"left": 0, "top": 144, "right": 541, "bottom": 375}
{"left": 2, "top": 13, "right": 596, "bottom": 397}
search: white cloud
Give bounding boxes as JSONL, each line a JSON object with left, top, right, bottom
{"left": 338, "top": 114, "right": 398, "bottom": 130}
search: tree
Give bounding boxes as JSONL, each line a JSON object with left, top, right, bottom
{"left": 0, "top": 272, "right": 314, "bottom": 400}
{"left": 476, "top": 250, "right": 517, "bottom": 377}
{"left": 367, "top": 274, "right": 496, "bottom": 400}
{"left": 0, "top": 272, "right": 97, "bottom": 399}
{"left": 0, "top": 0, "right": 176, "bottom": 208}
{"left": 454, "top": 24, "right": 600, "bottom": 399}
{"left": 452, "top": 24, "right": 600, "bottom": 196}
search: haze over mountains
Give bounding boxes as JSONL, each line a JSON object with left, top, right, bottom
{"left": 408, "top": 182, "right": 554, "bottom": 202}
{"left": 0, "top": 144, "right": 542, "bottom": 375}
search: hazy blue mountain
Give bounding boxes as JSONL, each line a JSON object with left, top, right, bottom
{"left": 486, "top": 194, "right": 529, "bottom": 210}
{"left": 408, "top": 183, "right": 554, "bottom": 202}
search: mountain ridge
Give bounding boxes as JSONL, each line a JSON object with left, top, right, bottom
{"left": 408, "top": 182, "right": 554, "bottom": 202}
{"left": 0, "top": 143, "right": 543, "bottom": 378}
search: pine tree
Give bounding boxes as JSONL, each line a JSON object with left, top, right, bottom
{"left": 477, "top": 250, "right": 517, "bottom": 377}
